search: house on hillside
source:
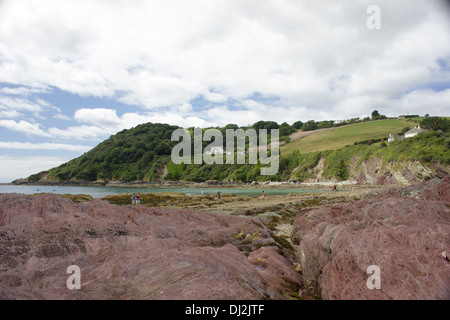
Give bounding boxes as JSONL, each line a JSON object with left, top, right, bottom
{"left": 387, "top": 133, "right": 404, "bottom": 143}
{"left": 388, "top": 125, "right": 427, "bottom": 143}
{"left": 204, "top": 146, "right": 239, "bottom": 155}
{"left": 205, "top": 146, "right": 227, "bottom": 155}
{"left": 404, "top": 126, "right": 427, "bottom": 139}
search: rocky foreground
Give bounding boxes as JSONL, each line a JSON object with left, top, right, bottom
{"left": 0, "top": 193, "right": 302, "bottom": 300}
{"left": 0, "top": 177, "right": 449, "bottom": 300}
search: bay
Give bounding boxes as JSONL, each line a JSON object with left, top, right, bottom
{"left": 0, "top": 184, "right": 331, "bottom": 199}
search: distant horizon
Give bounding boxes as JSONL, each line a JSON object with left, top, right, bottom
{"left": 1, "top": 0, "right": 450, "bottom": 182}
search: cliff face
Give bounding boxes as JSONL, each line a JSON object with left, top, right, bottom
{"left": 301, "top": 155, "right": 448, "bottom": 186}
{"left": 352, "top": 158, "right": 447, "bottom": 186}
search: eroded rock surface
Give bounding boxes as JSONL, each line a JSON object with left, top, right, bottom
{"left": 0, "top": 193, "right": 302, "bottom": 300}
{"left": 292, "top": 177, "right": 450, "bottom": 299}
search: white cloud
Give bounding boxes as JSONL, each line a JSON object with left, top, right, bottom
{"left": 0, "top": 141, "right": 91, "bottom": 152}
{"left": 0, "top": 0, "right": 449, "bottom": 127}
{"left": 0, "top": 155, "right": 70, "bottom": 182}
{"left": 0, "top": 119, "right": 51, "bottom": 137}
{"left": 394, "top": 88, "right": 450, "bottom": 116}
{"left": 203, "top": 92, "right": 228, "bottom": 104}
{"left": 0, "top": 96, "right": 43, "bottom": 113}
{"left": 47, "top": 125, "right": 106, "bottom": 140}
{"left": 0, "top": 95, "right": 62, "bottom": 122}
{"left": 73, "top": 107, "right": 210, "bottom": 132}
{"left": 0, "top": 109, "right": 21, "bottom": 118}
{"left": 74, "top": 108, "right": 122, "bottom": 127}
{"left": 53, "top": 113, "right": 72, "bottom": 121}
{"left": 0, "top": 85, "right": 50, "bottom": 96}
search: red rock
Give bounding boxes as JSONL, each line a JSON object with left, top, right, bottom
{"left": 292, "top": 178, "right": 450, "bottom": 300}
{"left": 422, "top": 176, "right": 450, "bottom": 205}
{"left": 248, "top": 247, "right": 303, "bottom": 299}
{"left": 0, "top": 193, "right": 301, "bottom": 300}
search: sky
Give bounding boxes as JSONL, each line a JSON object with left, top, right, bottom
{"left": 0, "top": 0, "right": 449, "bottom": 182}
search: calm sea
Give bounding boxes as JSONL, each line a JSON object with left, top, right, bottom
{"left": 0, "top": 184, "right": 331, "bottom": 198}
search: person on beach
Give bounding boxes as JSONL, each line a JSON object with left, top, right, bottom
{"left": 215, "top": 191, "right": 221, "bottom": 200}
{"left": 333, "top": 185, "right": 338, "bottom": 192}
{"left": 132, "top": 193, "right": 136, "bottom": 205}
{"left": 136, "top": 193, "right": 141, "bottom": 205}
{"left": 259, "top": 190, "right": 266, "bottom": 199}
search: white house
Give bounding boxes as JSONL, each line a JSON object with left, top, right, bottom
{"left": 204, "top": 146, "right": 238, "bottom": 155}
{"left": 205, "top": 146, "right": 226, "bottom": 155}
{"left": 404, "top": 126, "right": 427, "bottom": 139}
{"left": 388, "top": 134, "right": 394, "bottom": 143}
{"left": 388, "top": 133, "right": 404, "bottom": 143}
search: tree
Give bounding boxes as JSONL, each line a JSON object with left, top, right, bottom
{"left": 279, "top": 122, "right": 295, "bottom": 136}
{"left": 371, "top": 110, "right": 380, "bottom": 119}
{"left": 75, "top": 167, "right": 98, "bottom": 181}
{"left": 420, "top": 117, "right": 450, "bottom": 132}
{"left": 224, "top": 123, "right": 239, "bottom": 130}
{"left": 263, "top": 121, "right": 279, "bottom": 131}
{"left": 251, "top": 121, "right": 279, "bottom": 136}
{"left": 293, "top": 121, "right": 303, "bottom": 129}
{"left": 252, "top": 121, "right": 266, "bottom": 131}
{"left": 317, "top": 120, "right": 334, "bottom": 129}
{"left": 154, "top": 141, "right": 172, "bottom": 156}
{"left": 302, "top": 120, "right": 318, "bottom": 132}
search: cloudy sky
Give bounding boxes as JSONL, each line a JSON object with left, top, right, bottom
{"left": 0, "top": 0, "right": 449, "bottom": 182}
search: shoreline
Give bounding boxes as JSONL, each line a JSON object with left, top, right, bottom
{"left": 8, "top": 179, "right": 379, "bottom": 190}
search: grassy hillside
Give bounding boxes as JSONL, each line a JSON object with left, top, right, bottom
{"left": 163, "top": 130, "right": 449, "bottom": 183}
{"left": 279, "top": 130, "right": 450, "bottom": 182}
{"left": 24, "top": 117, "right": 449, "bottom": 184}
{"left": 281, "top": 119, "right": 414, "bottom": 155}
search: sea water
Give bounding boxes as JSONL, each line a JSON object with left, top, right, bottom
{"left": 0, "top": 184, "right": 332, "bottom": 198}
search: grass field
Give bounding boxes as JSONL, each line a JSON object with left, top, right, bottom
{"left": 281, "top": 119, "right": 415, "bottom": 155}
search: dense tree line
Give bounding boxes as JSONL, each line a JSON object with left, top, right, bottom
{"left": 420, "top": 117, "right": 450, "bottom": 132}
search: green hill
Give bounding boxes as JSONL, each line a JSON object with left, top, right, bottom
{"left": 23, "top": 117, "right": 450, "bottom": 184}
{"left": 281, "top": 119, "right": 413, "bottom": 154}
{"left": 277, "top": 130, "right": 450, "bottom": 182}
{"left": 37, "top": 123, "right": 181, "bottom": 182}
